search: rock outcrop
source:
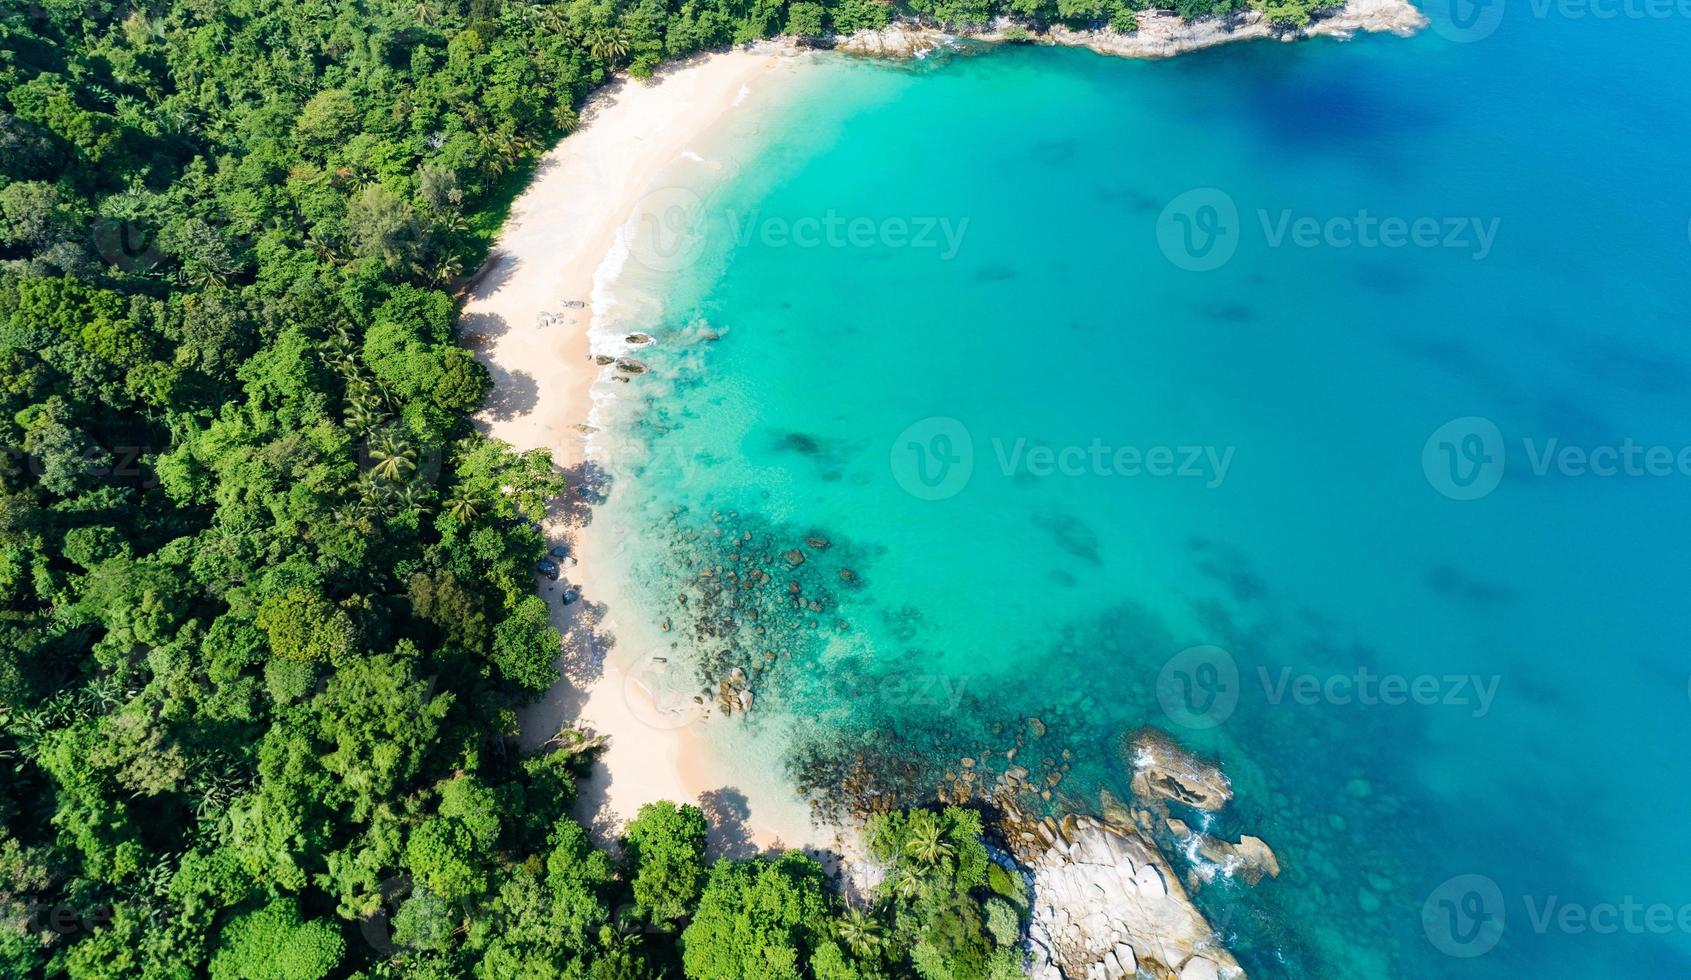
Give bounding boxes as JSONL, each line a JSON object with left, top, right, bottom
{"left": 833, "top": 0, "right": 1425, "bottom": 61}
{"left": 833, "top": 22, "right": 956, "bottom": 58}
{"left": 1125, "top": 728, "right": 1232, "bottom": 813}
{"left": 998, "top": 801, "right": 1243, "bottom": 980}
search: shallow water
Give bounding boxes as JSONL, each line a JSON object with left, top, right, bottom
{"left": 588, "top": 12, "right": 1691, "bottom": 977}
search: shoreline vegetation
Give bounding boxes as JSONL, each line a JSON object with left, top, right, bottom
{"left": 0, "top": 0, "right": 1416, "bottom": 976}
{"left": 827, "top": 0, "right": 1424, "bottom": 60}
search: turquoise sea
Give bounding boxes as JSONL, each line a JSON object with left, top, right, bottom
{"left": 590, "top": 8, "right": 1691, "bottom": 977}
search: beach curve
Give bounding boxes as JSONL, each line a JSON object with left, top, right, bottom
{"left": 462, "top": 42, "right": 844, "bottom": 860}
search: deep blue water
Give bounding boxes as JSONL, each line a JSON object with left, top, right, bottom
{"left": 592, "top": 7, "right": 1691, "bottom": 976}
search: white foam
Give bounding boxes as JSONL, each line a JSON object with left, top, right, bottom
{"left": 582, "top": 216, "right": 639, "bottom": 458}
{"left": 681, "top": 149, "right": 705, "bottom": 162}
{"left": 732, "top": 83, "right": 751, "bottom": 107}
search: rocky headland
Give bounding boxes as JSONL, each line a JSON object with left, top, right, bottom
{"left": 831, "top": 0, "right": 1426, "bottom": 61}
{"left": 999, "top": 801, "right": 1243, "bottom": 979}
{"left": 986, "top": 729, "right": 1282, "bottom": 979}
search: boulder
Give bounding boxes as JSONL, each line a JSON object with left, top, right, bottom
{"left": 1194, "top": 834, "right": 1281, "bottom": 886}
{"left": 1125, "top": 728, "right": 1232, "bottom": 812}
{"left": 998, "top": 798, "right": 1244, "bottom": 980}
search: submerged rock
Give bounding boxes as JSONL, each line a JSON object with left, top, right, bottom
{"left": 1195, "top": 833, "right": 1282, "bottom": 886}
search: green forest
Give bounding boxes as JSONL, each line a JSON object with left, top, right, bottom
{"left": 0, "top": 0, "right": 1306, "bottom": 976}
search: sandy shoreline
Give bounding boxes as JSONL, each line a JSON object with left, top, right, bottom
{"left": 463, "top": 42, "right": 840, "bottom": 860}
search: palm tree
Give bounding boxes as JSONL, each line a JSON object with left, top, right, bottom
{"left": 392, "top": 482, "right": 430, "bottom": 510}
{"left": 477, "top": 129, "right": 512, "bottom": 176}
{"left": 836, "top": 906, "right": 884, "bottom": 958}
{"left": 345, "top": 402, "right": 379, "bottom": 435}
{"left": 586, "top": 25, "right": 630, "bottom": 65}
{"left": 902, "top": 817, "right": 954, "bottom": 872}
{"left": 521, "top": 0, "right": 570, "bottom": 32}
{"left": 446, "top": 493, "right": 482, "bottom": 524}
{"left": 889, "top": 863, "right": 929, "bottom": 903}
{"left": 413, "top": 251, "right": 463, "bottom": 288}
{"left": 368, "top": 433, "right": 416, "bottom": 483}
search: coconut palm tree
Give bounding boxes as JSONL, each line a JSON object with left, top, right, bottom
{"left": 345, "top": 402, "right": 382, "bottom": 435}
{"left": 889, "top": 863, "right": 929, "bottom": 903}
{"left": 413, "top": 252, "right": 463, "bottom": 288}
{"left": 519, "top": 0, "right": 570, "bottom": 32}
{"left": 368, "top": 433, "right": 416, "bottom": 483}
{"left": 902, "top": 816, "right": 954, "bottom": 872}
{"left": 446, "top": 492, "right": 482, "bottom": 524}
{"left": 586, "top": 25, "right": 630, "bottom": 64}
{"left": 392, "top": 482, "right": 430, "bottom": 510}
{"left": 836, "top": 906, "right": 884, "bottom": 958}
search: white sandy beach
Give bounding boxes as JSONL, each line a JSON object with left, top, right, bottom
{"left": 462, "top": 43, "right": 839, "bottom": 860}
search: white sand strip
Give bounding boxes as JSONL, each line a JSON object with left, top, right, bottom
{"left": 465, "top": 44, "right": 838, "bottom": 859}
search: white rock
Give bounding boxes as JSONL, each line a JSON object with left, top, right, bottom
{"left": 1114, "top": 944, "right": 1138, "bottom": 973}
